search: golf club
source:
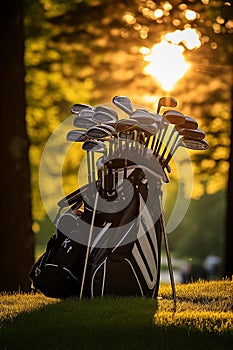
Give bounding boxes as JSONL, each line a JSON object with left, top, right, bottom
{"left": 82, "top": 140, "right": 108, "bottom": 194}
{"left": 159, "top": 115, "right": 198, "bottom": 162}
{"left": 154, "top": 110, "right": 185, "bottom": 157}
{"left": 161, "top": 115, "right": 199, "bottom": 162}
{"left": 86, "top": 126, "right": 114, "bottom": 159}
{"left": 78, "top": 109, "right": 95, "bottom": 119}
{"left": 112, "top": 95, "right": 134, "bottom": 115}
{"left": 166, "top": 127, "right": 206, "bottom": 162}
{"left": 85, "top": 127, "right": 113, "bottom": 182}
{"left": 96, "top": 124, "right": 118, "bottom": 155}
{"left": 130, "top": 113, "right": 156, "bottom": 125}
{"left": 70, "top": 103, "right": 94, "bottom": 115}
{"left": 66, "top": 129, "right": 88, "bottom": 142}
{"left": 156, "top": 96, "right": 177, "bottom": 114}
{"left": 95, "top": 105, "right": 118, "bottom": 120}
{"left": 115, "top": 118, "right": 139, "bottom": 177}
{"left": 73, "top": 116, "right": 97, "bottom": 129}
{"left": 163, "top": 137, "right": 209, "bottom": 169}
{"left": 93, "top": 111, "right": 118, "bottom": 125}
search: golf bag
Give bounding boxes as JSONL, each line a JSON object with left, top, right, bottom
{"left": 29, "top": 162, "right": 163, "bottom": 299}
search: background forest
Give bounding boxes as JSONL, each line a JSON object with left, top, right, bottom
{"left": 1, "top": 0, "right": 232, "bottom": 290}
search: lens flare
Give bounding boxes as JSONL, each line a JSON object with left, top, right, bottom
{"left": 142, "top": 28, "right": 201, "bottom": 91}
{"left": 144, "top": 40, "right": 190, "bottom": 91}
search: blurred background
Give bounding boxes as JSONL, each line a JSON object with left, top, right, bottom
{"left": 1, "top": 0, "right": 232, "bottom": 290}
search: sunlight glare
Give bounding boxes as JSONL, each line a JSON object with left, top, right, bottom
{"left": 165, "top": 28, "right": 201, "bottom": 50}
{"left": 144, "top": 40, "right": 190, "bottom": 91}
{"left": 142, "top": 28, "right": 201, "bottom": 91}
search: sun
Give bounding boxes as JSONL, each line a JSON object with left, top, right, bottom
{"left": 141, "top": 28, "right": 201, "bottom": 91}
{"left": 143, "top": 40, "right": 190, "bottom": 91}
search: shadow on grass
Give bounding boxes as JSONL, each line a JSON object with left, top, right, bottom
{"left": 0, "top": 297, "right": 232, "bottom": 350}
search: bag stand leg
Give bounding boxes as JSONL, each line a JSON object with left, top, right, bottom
{"left": 79, "top": 185, "right": 100, "bottom": 300}
{"left": 157, "top": 190, "right": 177, "bottom": 311}
{"left": 161, "top": 213, "right": 177, "bottom": 311}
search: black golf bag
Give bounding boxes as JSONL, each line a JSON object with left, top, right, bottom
{"left": 29, "top": 160, "right": 164, "bottom": 299}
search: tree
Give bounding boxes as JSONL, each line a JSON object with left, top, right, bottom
{"left": 0, "top": 1, "right": 34, "bottom": 291}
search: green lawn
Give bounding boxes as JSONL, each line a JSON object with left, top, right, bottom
{"left": 0, "top": 280, "right": 232, "bottom": 350}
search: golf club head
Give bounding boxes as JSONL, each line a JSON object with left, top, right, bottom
{"left": 180, "top": 137, "right": 209, "bottom": 150}
{"left": 182, "top": 115, "right": 198, "bottom": 130}
{"left": 66, "top": 130, "right": 87, "bottom": 142}
{"left": 70, "top": 103, "right": 93, "bottom": 115}
{"left": 137, "top": 122, "right": 158, "bottom": 137}
{"left": 98, "top": 124, "right": 117, "bottom": 137}
{"left": 86, "top": 126, "right": 113, "bottom": 140}
{"left": 179, "top": 128, "right": 205, "bottom": 140}
{"left": 163, "top": 110, "right": 185, "bottom": 125}
{"left": 157, "top": 96, "right": 177, "bottom": 113}
{"left": 73, "top": 116, "right": 97, "bottom": 129}
{"left": 115, "top": 118, "right": 138, "bottom": 132}
{"left": 78, "top": 109, "right": 95, "bottom": 119}
{"left": 130, "top": 113, "right": 156, "bottom": 125}
{"left": 112, "top": 95, "right": 134, "bottom": 115}
{"left": 95, "top": 105, "right": 118, "bottom": 120}
{"left": 93, "top": 111, "right": 118, "bottom": 124}
{"left": 130, "top": 109, "right": 153, "bottom": 117}
{"left": 82, "top": 140, "right": 107, "bottom": 156}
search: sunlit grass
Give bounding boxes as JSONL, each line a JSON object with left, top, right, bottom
{"left": 0, "top": 280, "right": 232, "bottom": 349}
{"left": 157, "top": 280, "right": 233, "bottom": 334}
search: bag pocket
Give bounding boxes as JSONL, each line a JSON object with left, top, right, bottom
{"left": 29, "top": 227, "right": 87, "bottom": 298}
{"left": 32, "top": 264, "right": 80, "bottom": 298}
{"left": 91, "top": 255, "right": 143, "bottom": 297}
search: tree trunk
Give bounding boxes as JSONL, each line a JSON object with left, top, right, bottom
{"left": 0, "top": 1, "right": 34, "bottom": 291}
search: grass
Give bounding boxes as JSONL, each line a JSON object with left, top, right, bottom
{"left": 0, "top": 280, "right": 232, "bottom": 350}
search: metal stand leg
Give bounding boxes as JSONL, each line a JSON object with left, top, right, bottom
{"left": 79, "top": 183, "right": 100, "bottom": 300}
{"left": 160, "top": 211, "right": 177, "bottom": 312}
{"left": 156, "top": 187, "right": 176, "bottom": 311}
